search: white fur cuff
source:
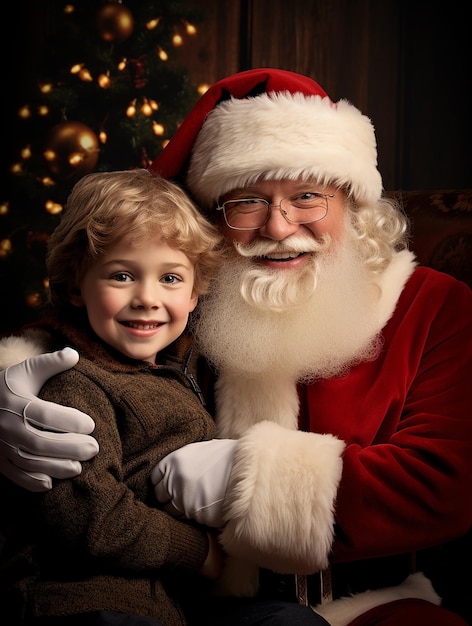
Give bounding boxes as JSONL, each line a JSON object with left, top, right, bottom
{"left": 220, "top": 420, "right": 345, "bottom": 573}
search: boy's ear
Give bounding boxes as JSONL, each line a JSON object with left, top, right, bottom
{"left": 189, "top": 291, "right": 198, "bottom": 312}
{"left": 69, "top": 287, "right": 84, "bottom": 307}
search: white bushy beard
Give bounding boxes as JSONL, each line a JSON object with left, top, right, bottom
{"left": 192, "top": 231, "right": 383, "bottom": 382}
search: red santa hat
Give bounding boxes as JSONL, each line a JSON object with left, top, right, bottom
{"left": 149, "top": 68, "right": 383, "bottom": 208}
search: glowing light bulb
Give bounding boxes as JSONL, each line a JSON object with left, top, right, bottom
{"left": 69, "top": 152, "right": 83, "bottom": 166}
{"left": 141, "top": 101, "right": 153, "bottom": 116}
{"left": 126, "top": 100, "right": 137, "bottom": 117}
{"left": 172, "top": 33, "right": 183, "bottom": 47}
{"left": 26, "top": 293, "right": 42, "bottom": 308}
{"left": 79, "top": 68, "right": 93, "bottom": 82}
{"left": 98, "top": 73, "right": 111, "bottom": 88}
{"left": 45, "top": 200, "right": 63, "bottom": 215}
{"left": 19, "top": 105, "right": 32, "bottom": 119}
{"left": 0, "top": 238, "right": 12, "bottom": 257}
{"left": 146, "top": 18, "right": 160, "bottom": 30}
{"left": 43, "top": 149, "right": 56, "bottom": 162}
{"left": 21, "top": 146, "right": 32, "bottom": 159}
{"left": 157, "top": 47, "right": 168, "bottom": 61}
{"left": 184, "top": 21, "right": 197, "bottom": 35}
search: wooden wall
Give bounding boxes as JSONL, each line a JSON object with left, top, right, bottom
{"left": 178, "top": 0, "right": 471, "bottom": 192}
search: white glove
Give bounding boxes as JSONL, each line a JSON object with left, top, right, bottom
{"left": 0, "top": 348, "right": 99, "bottom": 492}
{"left": 151, "top": 439, "right": 238, "bottom": 528}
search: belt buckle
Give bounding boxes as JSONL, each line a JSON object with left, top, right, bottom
{"left": 296, "top": 566, "right": 332, "bottom": 607}
{"left": 295, "top": 574, "right": 308, "bottom": 605}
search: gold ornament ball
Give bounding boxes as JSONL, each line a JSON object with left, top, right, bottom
{"left": 44, "top": 121, "right": 100, "bottom": 180}
{"left": 96, "top": 4, "right": 134, "bottom": 44}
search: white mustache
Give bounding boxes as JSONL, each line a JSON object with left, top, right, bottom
{"left": 234, "top": 234, "right": 328, "bottom": 258}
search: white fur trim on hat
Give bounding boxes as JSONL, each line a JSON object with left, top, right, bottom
{"left": 187, "top": 91, "right": 383, "bottom": 208}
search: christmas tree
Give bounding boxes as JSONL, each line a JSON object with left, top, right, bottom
{"left": 1, "top": 0, "right": 208, "bottom": 334}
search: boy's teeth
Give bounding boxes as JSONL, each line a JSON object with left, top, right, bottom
{"left": 128, "top": 322, "right": 158, "bottom": 329}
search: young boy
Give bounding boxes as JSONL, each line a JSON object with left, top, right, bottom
{"left": 1, "top": 168, "right": 226, "bottom": 625}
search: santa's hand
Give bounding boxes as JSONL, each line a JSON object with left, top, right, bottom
{"left": 151, "top": 439, "right": 238, "bottom": 528}
{"left": 0, "top": 348, "right": 99, "bottom": 492}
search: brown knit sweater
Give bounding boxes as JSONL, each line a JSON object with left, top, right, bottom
{"left": 1, "top": 316, "right": 217, "bottom": 625}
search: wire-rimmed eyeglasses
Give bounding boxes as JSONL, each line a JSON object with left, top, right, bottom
{"left": 216, "top": 191, "right": 335, "bottom": 231}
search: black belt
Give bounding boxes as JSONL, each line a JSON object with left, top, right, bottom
{"left": 259, "top": 553, "right": 416, "bottom": 607}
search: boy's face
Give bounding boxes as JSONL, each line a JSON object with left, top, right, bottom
{"left": 70, "top": 234, "right": 198, "bottom": 364}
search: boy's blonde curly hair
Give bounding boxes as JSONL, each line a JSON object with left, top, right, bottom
{"left": 47, "top": 169, "right": 223, "bottom": 310}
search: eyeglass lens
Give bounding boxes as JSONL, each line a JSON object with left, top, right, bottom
{"left": 222, "top": 193, "right": 331, "bottom": 230}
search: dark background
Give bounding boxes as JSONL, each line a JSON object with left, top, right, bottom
{"left": 181, "top": 0, "right": 471, "bottom": 192}
{"left": 4, "top": 0, "right": 471, "bottom": 192}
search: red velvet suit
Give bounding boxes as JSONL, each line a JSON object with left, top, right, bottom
{"left": 301, "top": 266, "right": 472, "bottom": 563}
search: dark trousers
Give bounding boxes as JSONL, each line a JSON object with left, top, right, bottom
{"left": 30, "top": 605, "right": 329, "bottom": 626}
{"left": 188, "top": 598, "right": 330, "bottom": 626}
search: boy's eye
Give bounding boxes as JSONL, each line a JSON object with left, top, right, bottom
{"left": 112, "top": 272, "right": 132, "bottom": 282}
{"left": 162, "top": 274, "right": 181, "bottom": 285}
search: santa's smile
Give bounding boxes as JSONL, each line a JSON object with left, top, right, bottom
{"left": 257, "top": 251, "right": 307, "bottom": 261}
